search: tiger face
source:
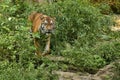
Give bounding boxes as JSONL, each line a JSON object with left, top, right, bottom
{"left": 40, "top": 16, "right": 55, "bottom": 35}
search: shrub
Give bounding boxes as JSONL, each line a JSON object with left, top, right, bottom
{"left": 0, "top": 60, "right": 58, "bottom": 80}
{"left": 94, "top": 40, "right": 120, "bottom": 62}
{"left": 113, "top": 61, "right": 120, "bottom": 80}
{"left": 62, "top": 43, "right": 106, "bottom": 73}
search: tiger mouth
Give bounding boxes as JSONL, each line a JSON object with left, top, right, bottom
{"left": 45, "top": 31, "right": 52, "bottom": 35}
{"left": 46, "top": 30, "right": 53, "bottom": 33}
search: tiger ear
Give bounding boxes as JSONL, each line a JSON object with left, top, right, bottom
{"left": 40, "top": 15, "right": 47, "bottom": 20}
{"left": 52, "top": 17, "right": 56, "bottom": 22}
{"left": 53, "top": 17, "right": 56, "bottom": 20}
{"left": 40, "top": 15, "right": 44, "bottom": 20}
{"left": 28, "top": 12, "right": 37, "bottom": 22}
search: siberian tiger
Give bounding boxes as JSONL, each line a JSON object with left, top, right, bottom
{"left": 28, "top": 12, "right": 55, "bottom": 56}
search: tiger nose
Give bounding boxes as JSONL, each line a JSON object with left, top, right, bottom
{"left": 47, "top": 29, "right": 51, "bottom": 32}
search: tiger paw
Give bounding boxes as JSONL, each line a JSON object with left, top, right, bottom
{"left": 42, "top": 50, "right": 50, "bottom": 56}
{"left": 35, "top": 52, "right": 42, "bottom": 57}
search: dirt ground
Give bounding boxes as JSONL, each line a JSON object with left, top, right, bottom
{"left": 52, "top": 62, "right": 115, "bottom": 80}
{"left": 111, "top": 15, "right": 120, "bottom": 31}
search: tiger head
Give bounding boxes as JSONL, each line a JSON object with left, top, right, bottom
{"left": 28, "top": 12, "right": 55, "bottom": 35}
{"left": 40, "top": 15, "right": 55, "bottom": 35}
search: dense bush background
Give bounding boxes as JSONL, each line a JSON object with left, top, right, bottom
{"left": 90, "top": 0, "right": 120, "bottom": 14}
{"left": 0, "top": 0, "right": 120, "bottom": 79}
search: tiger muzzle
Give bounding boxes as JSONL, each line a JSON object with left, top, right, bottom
{"left": 47, "top": 29, "right": 52, "bottom": 33}
{"left": 45, "top": 29, "right": 53, "bottom": 35}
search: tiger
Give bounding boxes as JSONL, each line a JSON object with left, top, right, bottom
{"left": 28, "top": 12, "right": 55, "bottom": 56}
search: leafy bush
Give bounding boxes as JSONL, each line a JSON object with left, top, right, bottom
{"left": 0, "top": 60, "right": 58, "bottom": 80}
{"left": 62, "top": 43, "right": 106, "bottom": 73}
{"left": 94, "top": 40, "right": 120, "bottom": 62}
{"left": 113, "top": 61, "right": 120, "bottom": 80}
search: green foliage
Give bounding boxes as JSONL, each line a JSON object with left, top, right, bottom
{"left": 113, "top": 61, "right": 120, "bottom": 80}
{"left": 62, "top": 44, "right": 106, "bottom": 73}
{"left": 0, "top": 60, "right": 58, "bottom": 80}
{"left": 0, "top": 0, "right": 120, "bottom": 79}
{"left": 95, "top": 2, "right": 112, "bottom": 14}
{"left": 94, "top": 40, "right": 120, "bottom": 62}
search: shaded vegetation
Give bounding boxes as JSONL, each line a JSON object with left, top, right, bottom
{"left": 90, "top": 0, "right": 120, "bottom": 14}
{"left": 113, "top": 61, "right": 120, "bottom": 80}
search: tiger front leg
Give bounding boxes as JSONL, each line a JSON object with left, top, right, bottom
{"left": 42, "top": 35, "right": 51, "bottom": 56}
{"left": 34, "top": 38, "right": 42, "bottom": 56}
